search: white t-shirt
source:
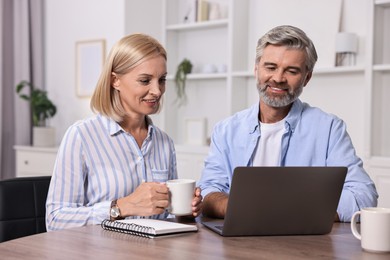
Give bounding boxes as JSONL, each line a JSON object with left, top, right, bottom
{"left": 252, "top": 119, "right": 285, "bottom": 166}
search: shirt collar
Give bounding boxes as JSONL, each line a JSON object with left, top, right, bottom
{"left": 251, "top": 98, "right": 303, "bottom": 133}
{"left": 98, "top": 114, "right": 155, "bottom": 136}
{"left": 248, "top": 103, "right": 261, "bottom": 134}
{"left": 284, "top": 99, "right": 303, "bottom": 133}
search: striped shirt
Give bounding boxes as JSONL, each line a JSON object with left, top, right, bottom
{"left": 46, "top": 114, "right": 177, "bottom": 231}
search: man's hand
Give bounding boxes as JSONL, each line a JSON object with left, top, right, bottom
{"left": 202, "top": 192, "right": 229, "bottom": 218}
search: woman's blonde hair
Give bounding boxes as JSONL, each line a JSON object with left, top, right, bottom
{"left": 90, "top": 33, "right": 167, "bottom": 122}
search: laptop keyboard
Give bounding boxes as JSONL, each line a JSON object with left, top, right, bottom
{"left": 216, "top": 225, "right": 224, "bottom": 230}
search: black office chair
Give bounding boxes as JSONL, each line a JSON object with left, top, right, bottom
{"left": 0, "top": 176, "right": 51, "bottom": 242}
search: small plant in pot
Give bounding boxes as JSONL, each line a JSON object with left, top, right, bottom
{"left": 16, "top": 80, "right": 57, "bottom": 147}
{"left": 174, "top": 58, "right": 193, "bottom": 106}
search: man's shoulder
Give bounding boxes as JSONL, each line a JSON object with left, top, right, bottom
{"left": 300, "top": 102, "right": 341, "bottom": 121}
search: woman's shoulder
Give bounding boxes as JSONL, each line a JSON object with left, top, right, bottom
{"left": 67, "top": 114, "right": 101, "bottom": 130}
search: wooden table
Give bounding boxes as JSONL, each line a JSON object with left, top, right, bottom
{"left": 0, "top": 221, "right": 389, "bottom": 259}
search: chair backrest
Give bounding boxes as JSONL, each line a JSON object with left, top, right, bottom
{"left": 0, "top": 176, "right": 51, "bottom": 242}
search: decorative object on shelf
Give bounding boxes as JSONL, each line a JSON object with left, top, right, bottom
{"left": 217, "top": 64, "right": 227, "bottom": 73}
{"left": 183, "top": 0, "right": 198, "bottom": 23}
{"left": 335, "top": 32, "right": 358, "bottom": 66}
{"left": 174, "top": 58, "right": 193, "bottom": 106}
{"left": 16, "top": 80, "right": 57, "bottom": 147}
{"left": 201, "top": 63, "right": 217, "bottom": 73}
{"left": 208, "top": 2, "right": 220, "bottom": 20}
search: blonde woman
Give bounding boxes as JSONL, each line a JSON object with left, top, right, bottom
{"left": 46, "top": 34, "right": 202, "bottom": 231}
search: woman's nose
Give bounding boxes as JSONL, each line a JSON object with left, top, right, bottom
{"left": 150, "top": 81, "right": 162, "bottom": 96}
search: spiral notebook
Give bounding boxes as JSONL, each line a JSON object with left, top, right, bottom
{"left": 101, "top": 218, "right": 198, "bottom": 238}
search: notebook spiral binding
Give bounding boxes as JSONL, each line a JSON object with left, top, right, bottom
{"left": 101, "top": 219, "right": 155, "bottom": 238}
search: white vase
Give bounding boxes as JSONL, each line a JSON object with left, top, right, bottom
{"left": 208, "top": 3, "right": 221, "bottom": 20}
{"left": 33, "top": 126, "right": 56, "bottom": 147}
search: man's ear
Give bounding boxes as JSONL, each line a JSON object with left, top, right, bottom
{"left": 254, "top": 64, "right": 258, "bottom": 77}
{"left": 303, "top": 71, "right": 312, "bottom": 87}
{"left": 111, "top": 73, "right": 120, "bottom": 90}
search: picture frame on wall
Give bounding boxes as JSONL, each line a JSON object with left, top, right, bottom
{"left": 75, "top": 39, "right": 106, "bottom": 97}
{"left": 184, "top": 117, "right": 207, "bottom": 146}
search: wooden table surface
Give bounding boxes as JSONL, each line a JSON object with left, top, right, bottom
{"left": 0, "top": 221, "right": 389, "bottom": 259}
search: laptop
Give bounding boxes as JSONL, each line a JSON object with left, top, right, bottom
{"left": 201, "top": 166, "right": 347, "bottom": 237}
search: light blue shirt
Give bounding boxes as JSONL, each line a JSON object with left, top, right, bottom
{"left": 46, "top": 114, "right": 177, "bottom": 231}
{"left": 198, "top": 99, "right": 378, "bottom": 222}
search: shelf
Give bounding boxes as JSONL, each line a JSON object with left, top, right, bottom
{"left": 166, "top": 19, "right": 228, "bottom": 31}
{"left": 313, "top": 66, "right": 365, "bottom": 74}
{"left": 373, "top": 64, "right": 390, "bottom": 71}
{"left": 167, "top": 73, "right": 227, "bottom": 80}
{"left": 375, "top": 0, "right": 390, "bottom": 7}
{"left": 369, "top": 156, "right": 390, "bottom": 167}
{"left": 14, "top": 145, "right": 58, "bottom": 153}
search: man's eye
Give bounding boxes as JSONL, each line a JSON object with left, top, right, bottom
{"left": 265, "top": 66, "right": 276, "bottom": 71}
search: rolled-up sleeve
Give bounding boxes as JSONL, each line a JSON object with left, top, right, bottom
{"left": 327, "top": 119, "right": 378, "bottom": 222}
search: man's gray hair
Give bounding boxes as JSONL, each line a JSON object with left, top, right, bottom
{"left": 255, "top": 25, "right": 318, "bottom": 72}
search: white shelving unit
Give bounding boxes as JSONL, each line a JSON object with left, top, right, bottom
{"left": 161, "top": 0, "right": 250, "bottom": 143}
{"left": 160, "top": 0, "right": 250, "bottom": 180}
{"left": 365, "top": 0, "right": 390, "bottom": 207}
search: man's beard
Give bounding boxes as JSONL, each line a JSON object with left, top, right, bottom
{"left": 257, "top": 80, "right": 303, "bottom": 108}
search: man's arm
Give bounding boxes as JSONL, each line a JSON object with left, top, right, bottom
{"left": 202, "top": 192, "right": 229, "bottom": 218}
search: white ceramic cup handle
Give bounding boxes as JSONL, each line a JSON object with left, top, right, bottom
{"left": 351, "top": 211, "right": 362, "bottom": 240}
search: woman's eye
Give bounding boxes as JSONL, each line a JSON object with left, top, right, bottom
{"left": 159, "top": 77, "right": 167, "bottom": 84}
{"left": 139, "top": 79, "right": 150, "bottom": 85}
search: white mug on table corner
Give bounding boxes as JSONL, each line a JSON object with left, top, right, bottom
{"left": 166, "top": 179, "right": 196, "bottom": 216}
{"left": 351, "top": 207, "right": 390, "bottom": 253}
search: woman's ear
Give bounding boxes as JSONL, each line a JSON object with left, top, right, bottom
{"left": 111, "top": 73, "right": 120, "bottom": 90}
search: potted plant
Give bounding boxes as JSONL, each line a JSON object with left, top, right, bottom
{"left": 174, "top": 58, "right": 193, "bottom": 106}
{"left": 16, "top": 80, "right": 57, "bottom": 147}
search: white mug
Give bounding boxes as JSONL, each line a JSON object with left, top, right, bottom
{"left": 166, "top": 179, "right": 195, "bottom": 216}
{"left": 351, "top": 207, "right": 390, "bottom": 253}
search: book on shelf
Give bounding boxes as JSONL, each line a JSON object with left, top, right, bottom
{"left": 101, "top": 218, "right": 198, "bottom": 238}
{"left": 184, "top": 0, "right": 198, "bottom": 23}
{"left": 197, "top": 0, "right": 209, "bottom": 22}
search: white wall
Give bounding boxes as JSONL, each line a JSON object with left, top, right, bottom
{"left": 45, "top": 0, "right": 125, "bottom": 144}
